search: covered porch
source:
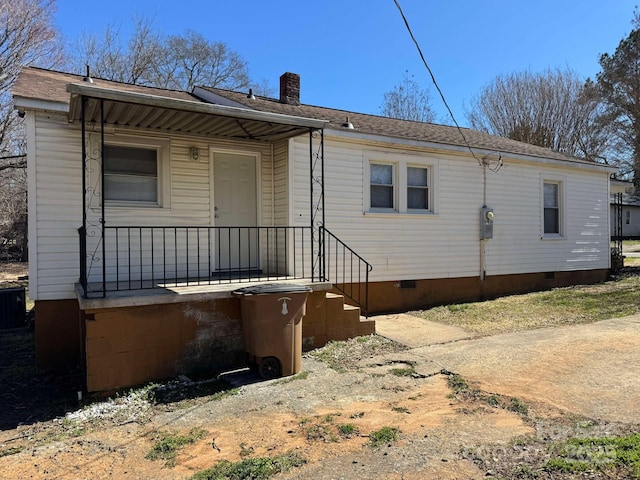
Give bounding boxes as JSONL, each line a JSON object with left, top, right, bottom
{"left": 69, "top": 81, "right": 371, "bottom": 315}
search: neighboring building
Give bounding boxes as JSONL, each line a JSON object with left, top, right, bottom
{"left": 611, "top": 187, "right": 640, "bottom": 239}
{"left": 13, "top": 67, "right": 615, "bottom": 391}
{"left": 610, "top": 179, "right": 634, "bottom": 195}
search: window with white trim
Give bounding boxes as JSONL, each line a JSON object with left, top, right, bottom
{"left": 543, "top": 180, "right": 562, "bottom": 236}
{"left": 93, "top": 134, "right": 171, "bottom": 208}
{"left": 365, "top": 152, "right": 437, "bottom": 214}
{"left": 104, "top": 145, "right": 158, "bottom": 203}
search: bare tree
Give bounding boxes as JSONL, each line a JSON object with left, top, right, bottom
{"left": 0, "top": 0, "right": 63, "bottom": 260}
{"left": 467, "top": 68, "right": 615, "bottom": 164}
{"left": 71, "top": 18, "right": 251, "bottom": 91}
{"left": 596, "top": 9, "right": 640, "bottom": 191}
{"left": 157, "top": 30, "right": 250, "bottom": 91}
{"left": 380, "top": 72, "right": 436, "bottom": 123}
{"left": 249, "top": 78, "right": 276, "bottom": 98}
{"left": 71, "top": 16, "right": 163, "bottom": 86}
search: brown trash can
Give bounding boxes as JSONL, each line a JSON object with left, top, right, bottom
{"left": 233, "top": 284, "right": 311, "bottom": 379}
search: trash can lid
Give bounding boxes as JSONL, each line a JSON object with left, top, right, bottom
{"left": 232, "top": 283, "right": 312, "bottom": 295}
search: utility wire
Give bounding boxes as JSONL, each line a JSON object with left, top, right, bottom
{"left": 392, "top": 0, "right": 485, "bottom": 167}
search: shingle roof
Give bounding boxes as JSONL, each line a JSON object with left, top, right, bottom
{"left": 12, "top": 67, "right": 602, "bottom": 167}
{"left": 199, "top": 86, "right": 592, "bottom": 165}
{"left": 12, "top": 67, "right": 194, "bottom": 104}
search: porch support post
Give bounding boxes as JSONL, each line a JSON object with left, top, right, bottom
{"left": 309, "top": 129, "right": 314, "bottom": 281}
{"left": 308, "top": 128, "right": 325, "bottom": 282}
{"left": 100, "top": 99, "right": 106, "bottom": 298}
{"left": 320, "top": 129, "right": 325, "bottom": 281}
{"left": 79, "top": 96, "right": 87, "bottom": 298}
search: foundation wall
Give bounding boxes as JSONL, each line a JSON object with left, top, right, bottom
{"left": 36, "top": 268, "right": 609, "bottom": 392}
{"left": 83, "top": 298, "right": 244, "bottom": 392}
{"left": 34, "top": 299, "right": 82, "bottom": 371}
{"left": 364, "top": 269, "right": 610, "bottom": 314}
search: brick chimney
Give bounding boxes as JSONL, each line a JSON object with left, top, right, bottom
{"left": 279, "top": 72, "right": 300, "bottom": 105}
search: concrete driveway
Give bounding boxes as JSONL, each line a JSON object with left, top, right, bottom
{"left": 376, "top": 313, "right": 640, "bottom": 423}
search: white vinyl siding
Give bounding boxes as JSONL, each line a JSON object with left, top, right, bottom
{"left": 292, "top": 135, "right": 610, "bottom": 282}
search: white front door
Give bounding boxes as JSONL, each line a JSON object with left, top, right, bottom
{"left": 213, "top": 152, "right": 259, "bottom": 273}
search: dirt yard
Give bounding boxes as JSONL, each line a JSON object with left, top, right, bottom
{"left": 1, "top": 262, "right": 639, "bottom": 479}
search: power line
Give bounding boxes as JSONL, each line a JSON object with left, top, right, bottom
{"left": 392, "top": 0, "right": 486, "bottom": 167}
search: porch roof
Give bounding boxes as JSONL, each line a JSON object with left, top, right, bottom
{"left": 14, "top": 67, "right": 328, "bottom": 142}
{"left": 66, "top": 83, "right": 327, "bottom": 142}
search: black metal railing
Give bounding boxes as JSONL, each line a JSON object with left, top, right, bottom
{"left": 321, "top": 226, "right": 372, "bottom": 317}
{"left": 79, "top": 224, "right": 372, "bottom": 317}
{"left": 79, "top": 226, "right": 312, "bottom": 296}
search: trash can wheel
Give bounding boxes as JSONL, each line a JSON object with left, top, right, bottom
{"left": 258, "top": 356, "right": 282, "bottom": 379}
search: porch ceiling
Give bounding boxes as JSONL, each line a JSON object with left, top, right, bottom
{"left": 66, "top": 83, "right": 327, "bottom": 142}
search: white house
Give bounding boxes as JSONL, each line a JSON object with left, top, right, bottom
{"left": 13, "top": 67, "right": 615, "bottom": 391}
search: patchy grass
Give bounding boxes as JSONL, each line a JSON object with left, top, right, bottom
{"left": 446, "top": 373, "right": 470, "bottom": 394}
{"left": 189, "top": 450, "right": 305, "bottom": 480}
{"left": 308, "top": 335, "right": 407, "bottom": 372}
{"left": 545, "top": 432, "right": 640, "bottom": 478}
{"left": 411, "top": 275, "right": 640, "bottom": 336}
{"left": 625, "top": 256, "right": 640, "bottom": 267}
{"left": 302, "top": 414, "right": 339, "bottom": 443}
{"left": 391, "top": 405, "right": 410, "bottom": 414}
{"left": 338, "top": 423, "right": 358, "bottom": 437}
{"left": 389, "top": 365, "right": 417, "bottom": 377}
{"left": 272, "top": 371, "right": 308, "bottom": 385}
{"left": 0, "top": 446, "right": 22, "bottom": 457}
{"left": 146, "top": 427, "right": 207, "bottom": 467}
{"left": 508, "top": 398, "right": 529, "bottom": 417}
{"left": 622, "top": 240, "right": 640, "bottom": 252}
{"left": 368, "top": 426, "right": 400, "bottom": 447}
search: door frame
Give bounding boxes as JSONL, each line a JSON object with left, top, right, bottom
{"left": 209, "top": 147, "right": 262, "bottom": 271}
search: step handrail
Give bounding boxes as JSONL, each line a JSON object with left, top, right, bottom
{"left": 320, "top": 226, "right": 372, "bottom": 317}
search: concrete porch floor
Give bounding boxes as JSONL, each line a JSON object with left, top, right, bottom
{"left": 77, "top": 279, "right": 332, "bottom": 310}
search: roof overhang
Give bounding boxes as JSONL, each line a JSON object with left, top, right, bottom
{"left": 66, "top": 83, "right": 327, "bottom": 142}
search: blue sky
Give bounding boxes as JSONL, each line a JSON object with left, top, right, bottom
{"left": 55, "top": 0, "right": 636, "bottom": 126}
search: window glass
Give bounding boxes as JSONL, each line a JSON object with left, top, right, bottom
{"left": 104, "top": 146, "right": 158, "bottom": 203}
{"left": 371, "top": 164, "right": 392, "bottom": 185}
{"left": 407, "top": 166, "right": 428, "bottom": 209}
{"left": 370, "top": 164, "right": 393, "bottom": 209}
{"left": 544, "top": 183, "right": 558, "bottom": 208}
{"left": 407, "top": 166, "right": 428, "bottom": 186}
{"left": 543, "top": 182, "right": 559, "bottom": 234}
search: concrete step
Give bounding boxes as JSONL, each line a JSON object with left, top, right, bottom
{"left": 324, "top": 292, "right": 375, "bottom": 340}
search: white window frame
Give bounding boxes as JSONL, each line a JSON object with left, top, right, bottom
{"left": 363, "top": 151, "right": 438, "bottom": 215}
{"left": 91, "top": 133, "right": 171, "bottom": 209}
{"left": 541, "top": 177, "right": 565, "bottom": 239}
